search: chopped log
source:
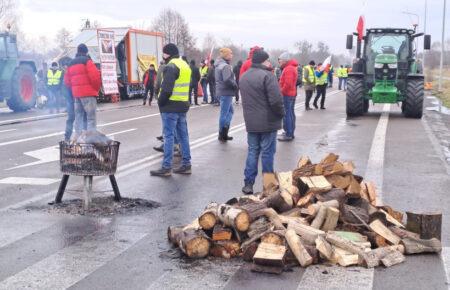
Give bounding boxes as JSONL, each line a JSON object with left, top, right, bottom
{"left": 359, "top": 182, "right": 370, "bottom": 201}
{"left": 168, "top": 226, "right": 184, "bottom": 246}
{"left": 314, "top": 164, "right": 323, "bottom": 175}
{"left": 304, "top": 244, "right": 320, "bottom": 265}
{"left": 366, "top": 182, "right": 377, "bottom": 205}
{"left": 401, "top": 237, "right": 442, "bottom": 254}
{"left": 261, "top": 231, "right": 285, "bottom": 246}
{"left": 277, "top": 171, "right": 293, "bottom": 191}
{"left": 330, "top": 231, "right": 369, "bottom": 243}
{"left": 288, "top": 220, "right": 325, "bottom": 245}
{"left": 406, "top": 212, "right": 442, "bottom": 240}
{"left": 322, "top": 162, "right": 344, "bottom": 176}
{"left": 210, "top": 240, "right": 240, "bottom": 258}
{"left": 183, "top": 219, "right": 201, "bottom": 231}
{"left": 285, "top": 229, "right": 313, "bottom": 267}
{"left": 361, "top": 245, "right": 405, "bottom": 268}
{"left": 381, "top": 251, "right": 405, "bottom": 267}
{"left": 293, "top": 164, "right": 317, "bottom": 178}
{"left": 285, "top": 185, "right": 301, "bottom": 204}
{"left": 250, "top": 264, "right": 283, "bottom": 275}
{"left": 212, "top": 224, "right": 232, "bottom": 241}
{"left": 296, "top": 191, "right": 314, "bottom": 208}
{"left": 342, "top": 161, "right": 355, "bottom": 174}
{"left": 247, "top": 217, "right": 272, "bottom": 238}
{"left": 300, "top": 176, "right": 332, "bottom": 192}
{"left": 281, "top": 207, "right": 302, "bottom": 218}
{"left": 380, "top": 206, "right": 404, "bottom": 224}
{"left": 279, "top": 215, "right": 308, "bottom": 226}
{"left": 263, "top": 173, "right": 279, "bottom": 191}
{"left": 241, "top": 228, "right": 272, "bottom": 250}
{"left": 331, "top": 247, "right": 360, "bottom": 267}
{"left": 253, "top": 242, "right": 286, "bottom": 267}
{"left": 341, "top": 204, "right": 369, "bottom": 225}
{"left": 316, "top": 188, "right": 347, "bottom": 205}
{"left": 388, "top": 226, "right": 420, "bottom": 240}
{"left": 315, "top": 235, "right": 333, "bottom": 260}
{"left": 353, "top": 174, "right": 364, "bottom": 183}
{"left": 240, "top": 202, "right": 268, "bottom": 222}
{"left": 325, "top": 232, "right": 366, "bottom": 256}
{"left": 346, "top": 176, "right": 362, "bottom": 198}
{"left": 320, "top": 153, "right": 339, "bottom": 164}
{"left": 266, "top": 189, "right": 294, "bottom": 213}
{"left": 198, "top": 202, "right": 219, "bottom": 230}
{"left": 311, "top": 205, "right": 327, "bottom": 229}
{"left": 369, "top": 219, "right": 401, "bottom": 245}
{"left": 242, "top": 242, "right": 259, "bottom": 262}
{"left": 174, "top": 229, "right": 211, "bottom": 258}
{"left": 306, "top": 200, "right": 339, "bottom": 217}
{"left": 217, "top": 204, "right": 250, "bottom": 232}
{"left": 321, "top": 207, "right": 340, "bottom": 232}
{"left": 225, "top": 197, "right": 239, "bottom": 206}
{"left": 364, "top": 231, "right": 388, "bottom": 248}
{"left": 252, "top": 208, "right": 285, "bottom": 230}
{"left": 379, "top": 209, "right": 405, "bottom": 228}
{"left": 297, "top": 156, "right": 312, "bottom": 168}
{"left": 326, "top": 175, "right": 351, "bottom": 190}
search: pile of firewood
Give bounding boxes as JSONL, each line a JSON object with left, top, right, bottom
{"left": 167, "top": 153, "right": 442, "bottom": 274}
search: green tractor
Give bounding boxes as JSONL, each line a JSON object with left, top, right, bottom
{"left": 0, "top": 32, "right": 37, "bottom": 111}
{"left": 345, "top": 28, "right": 431, "bottom": 118}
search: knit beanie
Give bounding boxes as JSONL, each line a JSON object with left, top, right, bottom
{"left": 77, "top": 43, "right": 88, "bottom": 55}
{"left": 220, "top": 47, "right": 233, "bottom": 59}
{"left": 163, "top": 43, "right": 179, "bottom": 57}
{"left": 278, "top": 52, "right": 290, "bottom": 61}
{"left": 252, "top": 49, "right": 270, "bottom": 64}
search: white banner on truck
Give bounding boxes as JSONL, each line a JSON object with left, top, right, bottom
{"left": 97, "top": 29, "right": 119, "bottom": 94}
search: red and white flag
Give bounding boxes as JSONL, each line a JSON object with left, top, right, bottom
{"left": 206, "top": 45, "right": 215, "bottom": 64}
{"left": 356, "top": 15, "right": 365, "bottom": 40}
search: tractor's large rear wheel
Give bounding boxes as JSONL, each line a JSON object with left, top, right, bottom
{"left": 6, "top": 65, "right": 37, "bottom": 112}
{"left": 346, "top": 77, "right": 365, "bottom": 117}
{"left": 403, "top": 79, "right": 424, "bottom": 119}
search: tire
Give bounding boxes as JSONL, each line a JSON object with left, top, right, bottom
{"left": 346, "top": 77, "right": 365, "bottom": 117}
{"left": 403, "top": 79, "right": 424, "bottom": 119}
{"left": 6, "top": 65, "right": 37, "bottom": 112}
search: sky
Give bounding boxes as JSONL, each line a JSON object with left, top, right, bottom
{"left": 18, "top": 0, "right": 449, "bottom": 55}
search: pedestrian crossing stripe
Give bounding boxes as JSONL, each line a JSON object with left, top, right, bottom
{"left": 0, "top": 177, "right": 60, "bottom": 186}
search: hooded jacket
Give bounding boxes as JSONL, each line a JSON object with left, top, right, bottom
{"left": 240, "top": 46, "right": 261, "bottom": 77}
{"left": 214, "top": 57, "right": 237, "bottom": 97}
{"left": 279, "top": 59, "right": 299, "bottom": 97}
{"left": 64, "top": 55, "right": 101, "bottom": 98}
{"left": 239, "top": 63, "right": 285, "bottom": 133}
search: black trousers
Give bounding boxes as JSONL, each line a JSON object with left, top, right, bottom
{"left": 314, "top": 84, "right": 327, "bottom": 108}
{"left": 305, "top": 89, "right": 314, "bottom": 108}
{"left": 143, "top": 85, "right": 155, "bottom": 103}
{"left": 189, "top": 83, "right": 199, "bottom": 105}
{"left": 235, "top": 80, "right": 240, "bottom": 102}
{"left": 209, "top": 82, "right": 216, "bottom": 103}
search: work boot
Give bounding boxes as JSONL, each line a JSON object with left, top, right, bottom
{"left": 278, "top": 135, "right": 294, "bottom": 142}
{"left": 153, "top": 144, "right": 164, "bottom": 153}
{"left": 218, "top": 130, "right": 226, "bottom": 142}
{"left": 242, "top": 183, "right": 254, "bottom": 195}
{"left": 173, "top": 164, "right": 192, "bottom": 175}
{"left": 320, "top": 106, "right": 326, "bottom": 110}
{"left": 156, "top": 136, "right": 164, "bottom": 141}
{"left": 305, "top": 106, "right": 312, "bottom": 111}
{"left": 150, "top": 167, "right": 171, "bottom": 177}
{"left": 313, "top": 102, "right": 318, "bottom": 109}
{"left": 223, "top": 126, "right": 233, "bottom": 141}
{"left": 143, "top": 100, "right": 146, "bottom": 105}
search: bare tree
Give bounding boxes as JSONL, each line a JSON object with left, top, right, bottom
{"left": 151, "top": 8, "right": 196, "bottom": 55}
{"left": 0, "top": 0, "right": 18, "bottom": 32}
{"left": 202, "top": 33, "right": 216, "bottom": 51}
{"left": 55, "top": 28, "right": 72, "bottom": 53}
{"left": 294, "top": 40, "right": 313, "bottom": 65}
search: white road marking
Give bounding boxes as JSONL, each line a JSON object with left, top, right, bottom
{"left": 106, "top": 128, "right": 137, "bottom": 137}
{"left": 364, "top": 104, "right": 391, "bottom": 206}
{"left": 0, "top": 129, "right": 16, "bottom": 133}
{"left": 441, "top": 247, "right": 450, "bottom": 288}
{"left": 0, "top": 177, "right": 59, "bottom": 186}
{"left": 0, "top": 112, "right": 66, "bottom": 126}
{"left": 297, "top": 265, "right": 374, "bottom": 290}
{"left": 0, "top": 224, "right": 147, "bottom": 290}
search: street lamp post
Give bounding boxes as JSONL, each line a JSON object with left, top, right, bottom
{"left": 438, "top": 0, "right": 447, "bottom": 92}
{"left": 423, "top": 0, "right": 428, "bottom": 75}
{"left": 402, "top": 11, "right": 420, "bottom": 59}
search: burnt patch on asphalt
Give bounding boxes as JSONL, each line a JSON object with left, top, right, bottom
{"left": 23, "top": 196, "right": 161, "bottom": 217}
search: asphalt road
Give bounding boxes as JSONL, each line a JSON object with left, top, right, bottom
{"left": 0, "top": 90, "right": 449, "bottom": 290}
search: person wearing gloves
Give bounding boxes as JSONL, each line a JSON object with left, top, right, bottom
{"left": 239, "top": 49, "right": 285, "bottom": 195}
{"left": 215, "top": 47, "right": 237, "bottom": 142}
{"left": 150, "top": 43, "right": 192, "bottom": 177}
{"left": 277, "top": 52, "right": 298, "bottom": 142}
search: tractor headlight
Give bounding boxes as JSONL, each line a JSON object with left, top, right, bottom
{"left": 387, "top": 63, "right": 397, "bottom": 69}
{"left": 374, "top": 63, "right": 384, "bottom": 69}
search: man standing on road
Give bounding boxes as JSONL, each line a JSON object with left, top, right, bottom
{"left": 208, "top": 59, "right": 217, "bottom": 105}
{"left": 200, "top": 60, "right": 209, "bottom": 104}
{"left": 142, "top": 64, "right": 157, "bottom": 106}
{"left": 215, "top": 48, "right": 237, "bottom": 142}
{"left": 328, "top": 65, "right": 334, "bottom": 88}
{"left": 303, "top": 60, "right": 316, "bottom": 110}
{"left": 239, "top": 49, "right": 284, "bottom": 195}
{"left": 189, "top": 60, "right": 200, "bottom": 106}
{"left": 47, "top": 62, "right": 63, "bottom": 113}
{"left": 64, "top": 44, "right": 101, "bottom": 137}
{"left": 233, "top": 60, "right": 243, "bottom": 104}
{"left": 337, "top": 65, "right": 343, "bottom": 90}
{"left": 313, "top": 63, "right": 329, "bottom": 110}
{"left": 277, "top": 52, "right": 298, "bottom": 142}
{"left": 150, "top": 43, "right": 192, "bottom": 177}
{"left": 342, "top": 65, "right": 349, "bottom": 90}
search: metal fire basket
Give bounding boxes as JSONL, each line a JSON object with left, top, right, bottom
{"left": 55, "top": 141, "right": 122, "bottom": 209}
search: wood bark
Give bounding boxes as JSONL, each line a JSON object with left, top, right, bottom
{"left": 242, "top": 242, "right": 259, "bottom": 262}
{"left": 406, "top": 212, "right": 442, "bottom": 240}
{"left": 288, "top": 220, "right": 325, "bottom": 245}
{"left": 217, "top": 204, "right": 250, "bottom": 232}
{"left": 212, "top": 224, "right": 232, "bottom": 241}
{"left": 361, "top": 245, "right": 405, "bottom": 268}
{"left": 388, "top": 226, "right": 420, "bottom": 240}
{"left": 169, "top": 228, "right": 211, "bottom": 258}
{"left": 306, "top": 200, "right": 339, "bottom": 217}
{"left": 321, "top": 207, "right": 340, "bottom": 232}
{"left": 209, "top": 240, "right": 240, "bottom": 258}
{"left": 247, "top": 217, "right": 273, "bottom": 238}
{"left": 401, "top": 237, "right": 442, "bottom": 254}
{"left": 297, "top": 156, "right": 312, "bottom": 169}
{"left": 198, "top": 202, "right": 219, "bottom": 230}
{"left": 266, "top": 189, "right": 294, "bottom": 213}
{"left": 369, "top": 219, "right": 401, "bottom": 245}
{"left": 320, "top": 153, "right": 339, "bottom": 164}
{"left": 381, "top": 251, "right": 405, "bottom": 267}
{"left": 263, "top": 173, "right": 279, "bottom": 191}
{"left": 346, "top": 176, "right": 362, "bottom": 198}
{"left": 285, "top": 229, "right": 313, "bottom": 267}
{"left": 252, "top": 208, "right": 285, "bottom": 230}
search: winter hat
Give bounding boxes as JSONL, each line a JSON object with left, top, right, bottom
{"left": 309, "top": 60, "right": 316, "bottom": 66}
{"left": 163, "top": 43, "right": 179, "bottom": 57}
{"left": 278, "top": 52, "right": 290, "bottom": 61}
{"left": 220, "top": 47, "right": 233, "bottom": 59}
{"left": 77, "top": 43, "right": 88, "bottom": 55}
{"left": 252, "top": 49, "right": 270, "bottom": 64}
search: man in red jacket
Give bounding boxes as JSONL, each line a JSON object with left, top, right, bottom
{"left": 64, "top": 43, "right": 101, "bottom": 138}
{"left": 277, "top": 52, "right": 298, "bottom": 142}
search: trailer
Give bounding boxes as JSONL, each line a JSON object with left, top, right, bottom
{"left": 62, "top": 27, "right": 164, "bottom": 101}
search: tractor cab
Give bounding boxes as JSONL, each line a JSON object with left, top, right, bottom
{"left": 0, "top": 33, "right": 19, "bottom": 75}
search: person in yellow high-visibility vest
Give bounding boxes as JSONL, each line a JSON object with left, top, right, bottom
{"left": 313, "top": 63, "right": 329, "bottom": 110}
{"left": 151, "top": 43, "right": 193, "bottom": 177}
{"left": 47, "top": 62, "right": 63, "bottom": 113}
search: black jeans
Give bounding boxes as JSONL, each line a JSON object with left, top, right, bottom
{"left": 305, "top": 89, "right": 314, "bottom": 108}
{"left": 143, "top": 85, "right": 155, "bottom": 103}
{"left": 235, "top": 80, "right": 240, "bottom": 102}
{"left": 189, "top": 83, "right": 199, "bottom": 105}
{"left": 314, "top": 84, "right": 327, "bottom": 108}
{"left": 209, "top": 82, "right": 216, "bottom": 103}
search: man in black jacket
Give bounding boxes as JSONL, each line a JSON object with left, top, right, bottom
{"left": 208, "top": 59, "right": 217, "bottom": 105}
{"left": 233, "top": 60, "right": 243, "bottom": 104}
{"left": 189, "top": 60, "right": 200, "bottom": 106}
{"left": 239, "top": 50, "right": 285, "bottom": 194}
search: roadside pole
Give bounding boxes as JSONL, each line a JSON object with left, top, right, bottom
{"left": 438, "top": 0, "right": 447, "bottom": 92}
